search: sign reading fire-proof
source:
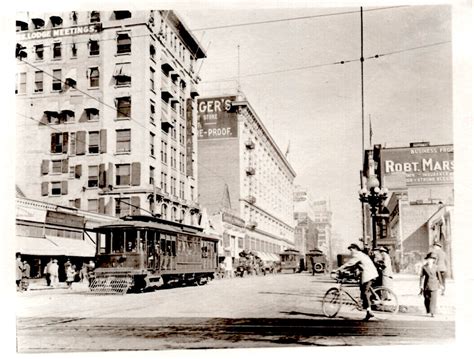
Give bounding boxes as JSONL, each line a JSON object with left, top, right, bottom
{"left": 380, "top": 145, "right": 453, "bottom": 186}
{"left": 197, "top": 96, "right": 237, "bottom": 140}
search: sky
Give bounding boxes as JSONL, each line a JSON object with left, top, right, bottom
{"left": 178, "top": 4, "right": 453, "bottom": 246}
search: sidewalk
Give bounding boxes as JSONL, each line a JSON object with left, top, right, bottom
{"left": 392, "top": 273, "right": 455, "bottom": 315}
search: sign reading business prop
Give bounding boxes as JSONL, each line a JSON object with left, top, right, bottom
{"left": 380, "top": 145, "right": 453, "bottom": 186}
{"left": 197, "top": 96, "right": 237, "bottom": 140}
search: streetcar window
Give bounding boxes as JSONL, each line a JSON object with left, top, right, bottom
{"left": 112, "top": 230, "right": 125, "bottom": 253}
{"left": 125, "top": 229, "right": 137, "bottom": 252}
{"left": 98, "top": 233, "right": 108, "bottom": 254}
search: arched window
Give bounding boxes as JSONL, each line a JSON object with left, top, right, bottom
{"left": 171, "top": 207, "right": 177, "bottom": 221}
{"left": 161, "top": 203, "right": 168, "bottom": 220}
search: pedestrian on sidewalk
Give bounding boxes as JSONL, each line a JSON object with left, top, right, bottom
{"left": 431, "top": 242, "right": 448, "bottom": 295}
{"left": 22, "top": 260, "right": 31, "bottom": 291}
{"left": 419, "top": 252, "right": 441, "bottom": 317}
{"left": 49, "top": 259, "right": 59, "bottom": 288}
{"left": 66, "top": 265, "right": 76, "bottom": 289}
{"left": 16, "top": 252, "right": 24, "bottom": 292}
{"left": 336, "top": 243, "right": 379, "bottom": 321}
{"left": 374, "top": 246, "right": 394, "bottom": 290}
{"left": 44, "top": 259, "right": 52, "bottom": 286}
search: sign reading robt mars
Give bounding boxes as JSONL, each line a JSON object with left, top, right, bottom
{"left": 380, "top": 145, "right": 453, "bottom": 186}
{"left": 197, "top": 96, "right": 237, "bottom": 139}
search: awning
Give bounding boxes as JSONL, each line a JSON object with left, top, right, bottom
{"left": 46, "top": 236, "right": 95, "bottom": 257}
{"left": 65, "top": 68, "right": 77, "bottom": 82}
{"left": 16, "top": 235, "right": 95, "bottom": 257}
{"left": 17, "top": 236, "right": 64, "bottom": 256}
{"left": 113, "top": 63, "right": 131, "bottom": 78}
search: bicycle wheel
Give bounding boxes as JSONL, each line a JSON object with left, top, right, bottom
{"left": 322, "top": 287, "right": 342, "bottom": 317}
{"left": 372, "top": 287, "right": 399, "bottom": 314}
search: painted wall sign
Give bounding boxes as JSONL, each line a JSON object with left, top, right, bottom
{"left": 17, "top": 24, "right": 102, "bottom": 41}
{"left": 45, "top": 210, "right": 84, "bottom": 228}
{"left": 222, "top": 212, "right": 245, "bottom": 228}
{"left": 197, "top": 96, "right": 237, "bottom": 139}
{"left": 380, "top": 145, "right": 453, "bottom": 186}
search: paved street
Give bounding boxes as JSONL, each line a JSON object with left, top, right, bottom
{"left": 16, "top": 273, "right": 455, "bottom": 352}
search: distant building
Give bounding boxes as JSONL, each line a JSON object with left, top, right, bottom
{"left": 312, "top": 200, "right": 332, "bottom": 260}
{"left": 16, "top": 10, "right": 205, "bottom": 225}
{"left": 363, "top": 142, "right": 454, "bottom": 275}
{"left": 197, "top": 94, "right": 296, "bottom": 261}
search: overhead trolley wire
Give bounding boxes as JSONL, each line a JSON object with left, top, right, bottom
{"left": 190, "top": 6, "right": 409, "bottom": 31}
{"left": 201, "top": 40, "right": 451, "bottom": 83}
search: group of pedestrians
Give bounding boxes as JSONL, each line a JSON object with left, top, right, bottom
{"left": 419, "top": 242, "right": 448, "bottom": 317}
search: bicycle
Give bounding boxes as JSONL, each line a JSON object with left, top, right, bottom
{"left": 322, "top": 272, "right": 399, "bottom": 318}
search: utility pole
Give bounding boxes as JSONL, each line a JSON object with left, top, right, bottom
{"left": 360, "top": 7, "right": 367, "bottom": 248}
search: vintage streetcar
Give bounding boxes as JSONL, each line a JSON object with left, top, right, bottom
{"left": 278, "top": 248, "right": 303, "bottom": 273}
{"left": 90, "top": 215, "right": 219, "bottom": 294}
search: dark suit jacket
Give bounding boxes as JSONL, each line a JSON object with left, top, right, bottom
{"left": 420, "top": 263, "right": 441, "bottom": 291}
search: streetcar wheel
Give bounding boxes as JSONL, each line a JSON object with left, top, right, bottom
{"left": 322, "top": 288, "right": 342, "bottom": 318}
{"left": 371, "top": 287, "right": 399, "bottom": 314}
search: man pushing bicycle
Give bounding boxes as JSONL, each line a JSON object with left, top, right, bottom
{"left": 335, "top": 243, "right": 379, "bottom": 321}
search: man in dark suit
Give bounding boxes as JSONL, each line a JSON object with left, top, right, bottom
{"left": 419, "top": 252, "right": 441, "bottom": 317}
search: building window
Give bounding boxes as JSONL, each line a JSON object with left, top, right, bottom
{"left": 170, "top": 176, "right": 176, "bottom": 196}
{"left": 53, "top": 42, "right": 62, "bottom": 59}
{"left": 88, "top": 165, "right": 99, "bottom": 187}
{"left": 179, "top": 152, "right": 185, "bottom": 173}
{"left": 114, "top": 63, "right": 131, "bottom": 86}
{"left": 51, "top": 182, "right": 62, "bottom": 195}
{"left": 150, "top": 100, "right": 155, "bottom": 123}
{"left": 150, "top": 67, "right": 155, "bottom": 91}
{"left": 117, "top": 33, "right": 131, "bottom": 54}
{"left": 51, "top": 160, "right": 62, "bottom": 174}
{"left": 161, "top": 172, "right": 167, "bottom": 193}
{"left": 52, "top": 69, "right": 62, "bottom": 91}
{"left": 50, "top": 16, "right": 63, "bottom": 28}
{"left": 90, "top": 11, "right": 100, "bottom": 23}
{"left": 34, "top": 44, "right": 44, "bottom": 60}
{"left": 161, "top": 140, "right": 167, "bottom": 164}
{"left": 161, "top": 203, "right": 168, "bottom": 219}
{"left": 71, "top": 11, "right": 78, "bottom": 24}
{"left": 71, "top": 43, "right": 77, "bottom": 57}
{"left": 51, "top": 132, "right": 65, "bottom": 153}
{"left": 116, "top": 164, "right": 131, "bottom": 186}
{"left": 115, "top": 197, "right": 131, "bottom": 217}
{"left": 171, "top": 207, "right": 177, "bottom": 221}
{"left": 179, "top": 124, "right": 185, "bottom": 145}
{"left": 86, "top": 108, "right": 99, "bottom": 121}
{"left": 149, "top": 166, "right": 155, "bottom": 185}
{"left": 116, "top": 97, "right": 131, "bottom": 118}
{"left": 32, "top": 18, "right": 45, "bottom": 30}
{"left": 150, "top": 44, "right": 156, "bottom": 60}
{"left": 69, "top": 132, "right": 76, "bottom": 154}
{"left": 150, "top": 132, "right": 155, "bottom": 157}
{"left": 61, "top": 110, "right": 74, "bottom": 123}
{"left": 179, "top": 181, "right": 184, "bottom": 198}
{"left": 170, "top": 147, "right": 177, "bottom": 169}
{"left": 69, "top": 166, "right": 75, "bottom": 179}
{"left": 89, "top": 67, "right": 99, "bottom": 88}
{"left": 88, "top": 131, "right": 99, "bottom": 154}
{"left": 34, "top": 71, "right": 43, "bottom": 93}
{"left": 89, "top": 40, "right": 99, "bottom": 56}
{"left": 88, "top": 199, "right": 98, "bottom": 213}
{"left": 116, "top": 129, "right": 131, "bottom": 153}
{"left": 190, "top": 186, "right": 194, "bottom": 201}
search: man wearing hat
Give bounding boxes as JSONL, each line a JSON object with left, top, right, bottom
{"left": 431, "top": 242, "right": 448, "bottom": 295}
{"left": 419, "top": 252, "right": 442, "bottom": 317}
{"left": 48, "top": 259, "right": 59, "bottom": 288}
{"left": 336, "top": 243, "right": 379, "bottom": 321}
{"left": 374, "top": 246, "right": 394, "bottom": 290}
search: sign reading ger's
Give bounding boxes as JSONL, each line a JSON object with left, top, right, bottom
{"left": 197, "top": 96, "right": 237, "bottom": 140}
{"left": 380, "top": 145, "right": 454, "bottom": 186}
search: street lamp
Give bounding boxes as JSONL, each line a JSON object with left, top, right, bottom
{"left": 358, "top": 176, "right": 388, "bottom": 250}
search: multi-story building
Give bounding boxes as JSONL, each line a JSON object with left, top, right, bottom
{"left": 197, "top": 94, "right": 296, "bottom": 259}
{"left": 293, "top": 187, "right": 317, "bottom": 255}
{"left": 312, "top": 199, "right": 332, "bottom": 259}
{"left": 362, "top": 142, "right": 454, "bottom": 274}
{"left": 15, "top": 10, "right": 205, "bottom": 225}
